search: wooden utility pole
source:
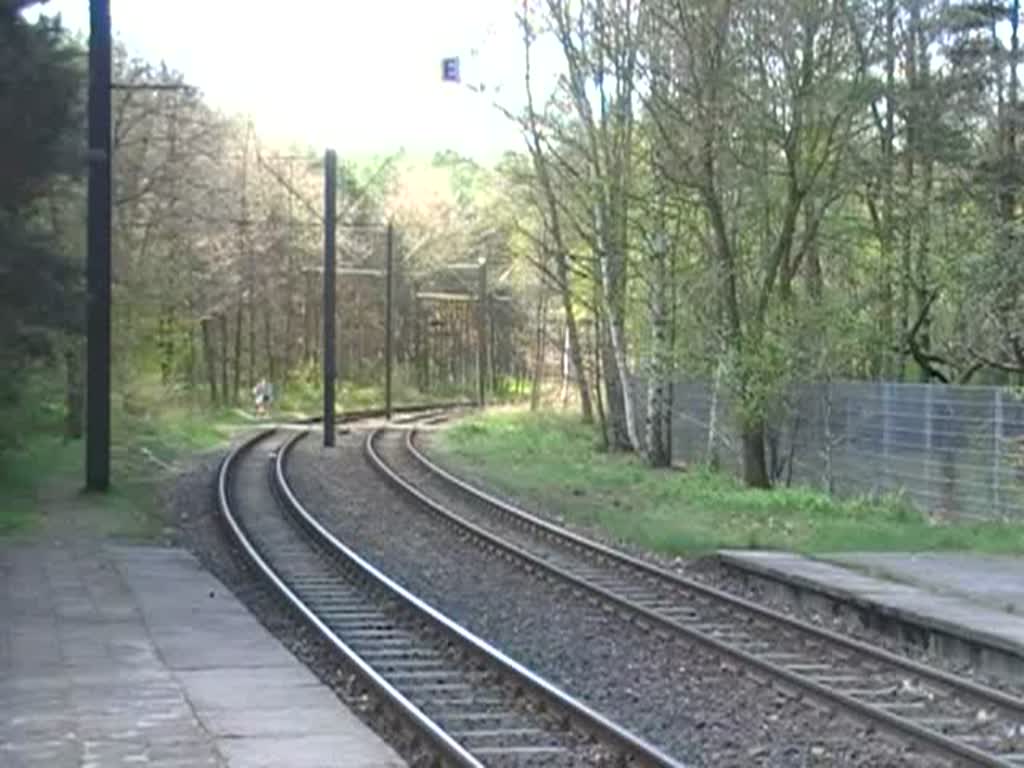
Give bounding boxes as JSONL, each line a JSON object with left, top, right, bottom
{"left": 86, "top": 0, "right": 112, "bottom": 491}
{"left": 323, "top": 150, "right": 337, "bottom": 446}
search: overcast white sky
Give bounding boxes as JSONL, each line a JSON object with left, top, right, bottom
{"left": 31, "top": 0, "right": 537, "bottom": 162}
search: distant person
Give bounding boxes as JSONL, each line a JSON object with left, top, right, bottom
{"left": 252, "top": 377, "right": 273, "bottom": 416}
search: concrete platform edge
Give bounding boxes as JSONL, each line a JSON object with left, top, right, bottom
{"left": 0, "top": 542, "right": 406, "bottom": 768}
{"left": 717, "top": 549, "right": 1024, "bottom": 678}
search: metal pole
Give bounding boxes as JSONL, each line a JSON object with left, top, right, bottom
{"left": 477, "top": 259, "right": 488, "bottom": 408}
{"left": 384, "top": 221, "right": 394, "bottom": 420}
{"left": 86, "top": 0, "right": 112, "bottom": 491}
{"left": 323, "top": 150, "right": 337, "bottom": 447}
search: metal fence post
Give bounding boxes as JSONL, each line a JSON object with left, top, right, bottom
{"left": 994, "top": 388, "right": 1004, "bottom": 516}
{"left": 881, "top": 381, "right": 892, "bottom": 493}
{"left": 822, "top": 381, "right": 834, "bottom": 494}
{"left": 323, "top": 149, "right": 337, "bottom": 447}
{"left": 843, "top": 386, "right": 853, "bottom": 494}
{"left": 924, "top": 383, "right": 934, "bottom": 489}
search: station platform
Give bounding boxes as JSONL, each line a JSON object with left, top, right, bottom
{"left": 0, "top": 542, "right": 405, "bottom": 768}
{"left": 718, "top": 550, "right": 1024, "bottom": 679}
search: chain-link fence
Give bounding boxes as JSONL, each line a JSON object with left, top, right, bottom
{"left": 651, "top": 379, "right": 1024, "bottom": 520}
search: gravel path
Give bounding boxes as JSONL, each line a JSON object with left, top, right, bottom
{"left": 285, "top": 426, "right": 941, "bottom": 767}
{"left": 417, "top": 430, "right": 1024, "bottom": 702}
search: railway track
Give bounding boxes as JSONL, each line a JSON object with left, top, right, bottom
{"left": 297, "top": 400, "right": 473, "bottom": 427}
{"left": 218, "top": 427, "right": 684, "bottom": 768}
{"left": 364, "top": 419, "right": 1024, "bottom": 768}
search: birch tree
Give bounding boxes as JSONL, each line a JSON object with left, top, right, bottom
{"left": 520, "top": 0, "right": 644, "bottom": 452}
{"left": 645, "top": 0, "right": 864, "bottom": 486}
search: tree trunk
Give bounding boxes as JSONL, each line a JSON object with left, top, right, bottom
{"left": 991, "top": 2, "right": 1021, "bottom": 362}
{"left": 283, "top": 254, "right": 295, "bottom": 383}
{"left": 414, "top": 294, "right": 426, "bottom": 391}
{"left": 158, "top": 308, "right": 174, "bottom": 385}
{"left": 879, "top": 0, "right": 896, "bottom": 377}
{"left": 914, "top": 10, "right": 934, "bottom": 384}
{"left": 490, "top": 309, "right": 498, "bottom": 393}
{"left": 645, "top": 217, "right": 672, "bottom": 467}
{"left": 201, "top": 317, "right": 219, "bottom": 405}
{"left": 597, "top": 222, "right": 640, "bottom": 451}
{"left": 902, "top": 0, "right": 920, "bottom": 381}
{"left": 240, "top": 126, "right": 254, "bottom": 391}
{"left": 645, "top": 279, "right": 671, "bottom": 466}
{"left": 553, "top": 255, "right": 594, "bottom": 423}
{"left": 741, "top": 420, "right": 771, "bottom": 489}
{"left": 601, "top": 340, "right": 630, "bottom": 450}
{"left": 560, "top": 322, "right": 570, "bottom": 408}
{"left": 593, "top": 289, "right": 609, "bottom": 451}
{"left": 264, "top": 305, "right": 275, "bottom": 385}
{"left": 64, "top": 340, "right": 83, "bottom": 440}
{"left": 915, "top": 154, "right": 934, "bottom": 383}
{"left": 664, "top": 247, "right": 678, "bottom": 463}
{"left": 531, "top": 289, "right": 547, "bottom": 411}
{"left": 342, "top": 299, "right": 350, "bottom": 385}
{"left": 645, "top": 374, "right": 669, "bottom": 467}
{"left": 520, "top": 24, "right": 593, "bottom": 424}
{"left": 232, "top": 302, "right": 243, "bottom": 405}
{"left": 706, "top": 355, "right": 724, "bottom": 470}
{"left": 303, "top": 271, "right": 314, "bottom": 364}
{"left": 218, "top": 313, "right": 229, "bottom": 407}
{"left": 423, "top": 317, "right": 431, "bottom": 391}
{"left": 187, "top": 322, "right": 197, "bottom": 392}
{"left": 248, "top": 288, "right": 255, "bottom": 390}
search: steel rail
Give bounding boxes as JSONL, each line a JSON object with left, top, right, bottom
{"left": 278, "top": 429, "right": 686, "bottom": 768}
{"left": 405, "top": 424, "right": 1024, "bottom": 714}
{"left": 217, "top": 429, "right": 484, "bottom": 767}
{"left": 362, "top": 422, "right": 1024, "bottom": 768}
{"left": 295, "top": 400, "right": 472, "bottom": 426}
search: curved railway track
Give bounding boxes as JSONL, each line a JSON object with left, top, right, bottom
{"left": 218, "top": 427, "right": 684, "bottom": 768}
{"left": 364, "top": 418, "right": 1024, "bottom": 768}
{"left": 297, "top": 401, "right": 473, "bottom": 427}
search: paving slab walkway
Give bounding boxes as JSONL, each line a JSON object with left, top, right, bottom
{"left": 0, "top": 541, "right": 405, "bottom": 768}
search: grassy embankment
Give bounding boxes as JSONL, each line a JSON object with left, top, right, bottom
{"left": 433, "top": 409, "right": 1024, "bottom": 555}
{"left": 0, "top": 371, "right": 257, "bottom": 539}
{"left": 0, "top": 363, "right": 479, "bottom": 539}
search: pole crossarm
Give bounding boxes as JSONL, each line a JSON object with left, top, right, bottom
{"left": 110, "top": 82, "right": 194, "bottom": 91}
{"left": 416, "top": 291, "right": 479, "bottom": 302}
{"left": 338, "top": 267, "right": 385, "bottom": 277}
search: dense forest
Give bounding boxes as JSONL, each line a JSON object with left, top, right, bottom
{"left": 2, "top": 3, "right": 536, "bottom": 451}
{"left": 513, "top": 0, "right": 1024, "bottom": 487}
{"left": 5, "top": 1, "right": 1024, "bottom": 490}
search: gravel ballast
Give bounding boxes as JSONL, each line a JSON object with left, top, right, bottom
{"left": 284, "top": 427, "right": 943, "bottom": 767}
{"left": 417, "top": 430, "right": 1024, "bottom": 703}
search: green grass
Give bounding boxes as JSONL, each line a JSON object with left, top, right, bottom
{"left": 0, "top": 370, "right": 254, "bottom": 540}
{"left": 432, "top": 409, "right": 1024, "bottom": 556}
{"left": 273, "top": 365, "right": 471, "bottom": 416}
{"left": 0, "top": 362, "right": 481, "bottom": 541}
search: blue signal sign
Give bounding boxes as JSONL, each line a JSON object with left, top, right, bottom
{"left": 442, "top": 57, "right": 460, "bottom": 83}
